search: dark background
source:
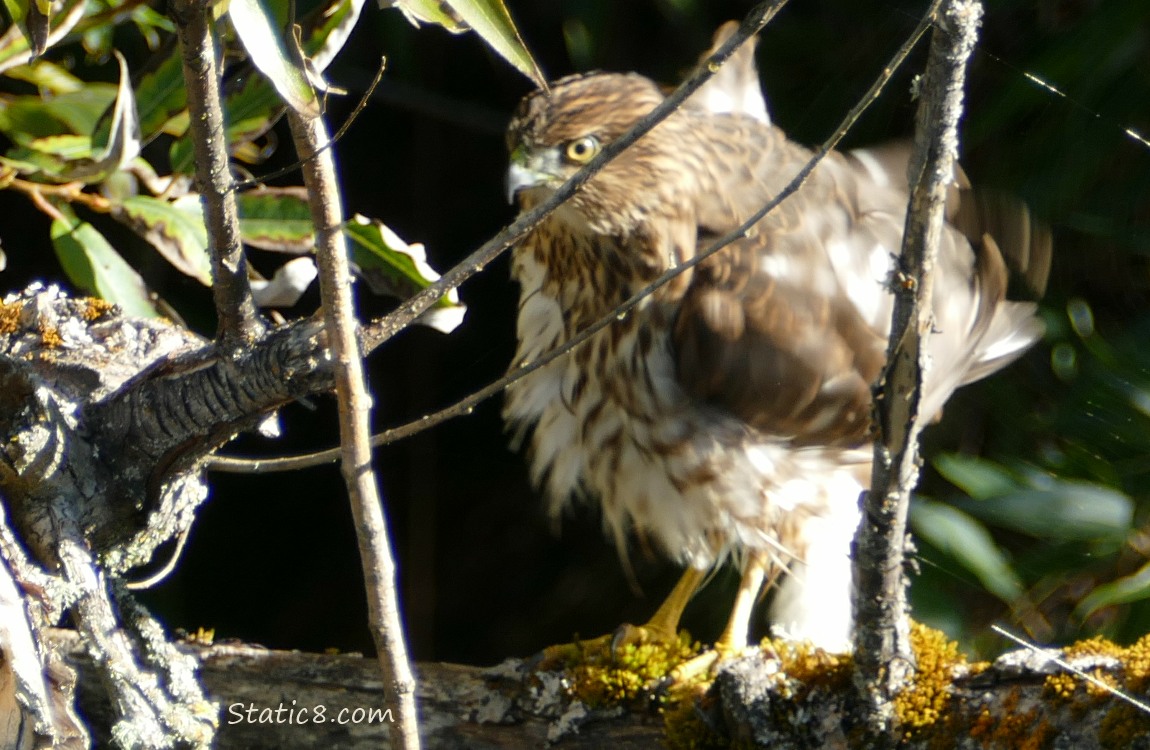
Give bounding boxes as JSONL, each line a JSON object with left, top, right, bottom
{"left": 2, "top": 0, "right": 1148, "bottom": 664}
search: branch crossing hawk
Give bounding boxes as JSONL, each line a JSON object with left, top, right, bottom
{"left": 503, "top": 24, "right": 1050, "bottom": 653}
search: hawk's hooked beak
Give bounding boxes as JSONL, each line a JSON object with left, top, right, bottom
{"left": 505, "top": 145, "right": 561, "bottom": 204}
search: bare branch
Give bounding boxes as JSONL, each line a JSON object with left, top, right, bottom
{"left": 287, "top": 109, "right": 420, "bottom": 750}
{"left": 170, "top": 0, "right": 265, "bottom": 347}
{"left": 853, "top": 0, "right": 982, "bottom": 743}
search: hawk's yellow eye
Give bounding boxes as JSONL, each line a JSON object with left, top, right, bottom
{"left": 565, "top": 135, "right": 601, "bottom": 164}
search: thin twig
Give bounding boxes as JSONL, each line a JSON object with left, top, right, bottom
{"left": 852, "top": 0, "right": 981, "bottom": 744}
{"left": 235, "top": 55, "right": 388, "bottom": 190}
{"left": 209, "top": 3, "right": 934, "bottom": 475}
{"left": 171, "top": 0, "right": 264, "bottom": 347}
{"left": 287, "top": 107, "right": 420, "bottom": 749}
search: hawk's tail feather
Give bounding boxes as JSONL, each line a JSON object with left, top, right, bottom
{"left": 953, "top": 188, "right": 1053, "bottom": 300}
{"left": 963, "top": 300, "right": 1044, "bottom": 386}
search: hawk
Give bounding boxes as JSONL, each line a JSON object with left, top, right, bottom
{"left": 502, "top": 26, "right": 1049, "bottom": 652}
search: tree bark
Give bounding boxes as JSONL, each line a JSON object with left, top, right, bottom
{"left": 52, "top": 629, "right": 1150, "bottom": 749}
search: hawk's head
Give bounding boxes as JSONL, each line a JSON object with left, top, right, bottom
{"left": 505, "top": 73, "right": 705, "bottom": 238}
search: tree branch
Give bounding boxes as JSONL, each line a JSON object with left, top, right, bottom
{"left": 170, "top": 0, "right": 264, "bottom": 347}
{"left": 54, "top": 629, "right": 1149, "bottom": 749}
{"left": 853, "top": 0, "right": 982, "bottom": 744}
{"left": 288, "top": 108, "right": 420, "bottom": 750}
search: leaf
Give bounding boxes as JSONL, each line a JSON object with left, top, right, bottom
{"left": 25, "top": 0, "right": 50, "bottom": 58}
{"left": 382, "top": 0, "right": 466, "bottom": 31}
{"left": 950, "top": 482, "right": 1133, "bottom": 542}
{"left": 113, "top": 195, "right": 213, "bottom": 285}
{"left": 135, "top": 49, "right": 188, "bottom": 140}
{"left": 237, "top": 187, "right": 314, "bottom": 253}
{"left": 3, "top": 59, "right": 84, "bottom": 94}
{"left": 0, "top": 135, "right": 92, "bottom": 179}
{"left": 1076, "top": 560, "right": 1150, "bottom": 619}
{"left": 442, "top": 0, "right": 544, "bottom": 88}
{"left": 910, "top": 498, "right": 1025, "bottom": 606}
{"left": 228, "top": 0, "right": 319, "bottom": 117}
{"left": 307, "top": 0, "right": 368, "bottom": 73}
{"left": 22, "top": 134, "right": 94, "bottom": 159}
{"left": 50, "top": 205, "right": 158, "bottom": 318}
{"left": 169, "top": 74, "right": 284, "bottom": 173}
{"left": 0, "top": 83, "right": 118, "bottom": 145}
{"left": 0, "top": 0, "right": 84, "bottom": 75}
{"left": 934, "top": 454, "right": 1019, "bottom": 500}
{"left": 58, "top": 52, "right": 142, "bottom": 183}
{"left": 383, "top": 0, "right": 544, "bottom": 87}
{"left": 344, "top": 214, "right": 466, "bottom": 333}
{"left": 129, "top": 3, "right": 175, "bottom": 48}
{"left": 251, "top": 256, "right": 317, "bottom": 307}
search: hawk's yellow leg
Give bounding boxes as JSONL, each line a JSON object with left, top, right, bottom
{"left": 537, "top": 566, "right": 706, "bottom": 667}
{"left": 716, "top": 552, "right": 768, "bottom": 650}
{"left": 671, "top": 552, "right": 768, "bottom": 681}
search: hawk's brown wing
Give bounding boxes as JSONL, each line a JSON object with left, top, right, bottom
{"left": 671, "top": 112, "right": 1047, "bottom": 445}
{"left": 673, "top": 230, "right": 885, "bottom": 446}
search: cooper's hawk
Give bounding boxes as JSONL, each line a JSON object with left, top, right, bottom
{"left": 503, "top": 26, "right": 1050, "bottom": 652}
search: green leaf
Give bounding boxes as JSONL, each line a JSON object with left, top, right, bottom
{"left": 383, "top": 0, "right": 466, "bottom": 31}
{"left": 1, "top": 135, "right": 92, "bottom": 179}
{"left": 384, "top": 0, "right": 544, "bottom": 87}
{"left": 442, "top": 0, "right": 544, "bottom": 88}
{"left": 50, "top": 204, "right": 158, "bottom": 318}
{"left": 307, "top": 0, "right": 367, "bottom": 72}
{"left": 228, "top": 0, "right": 318, "bottom": 117}
{"left": 0, "top": 0, "right": 84, "bottom": 71}
{"left": 3, "top": 59, "right": 84, "bottom": 94}
{"left": 23, "top": 134, "right": 94, "bottom": 159}
{"left": 0, "top": 83, "right": 118, "bottom": 144}
{"left": 169, "top": 74, "right": 283, "bottom": 173}
{"left": 934, "top": 454, "right": 1019, "bottom": 500}
{"left": 237, "top": 187, "right": 315, "bottom": 253}
{"left": 911, "top": 498, "right": 1025, "bottom": 606}
{"left": 1077, "top": 560, "right": 1150, "bottom": 619}
{"left": 951, "top": 482, "right": 1133, "bottom": 542}
{"left": 135, "top": 49, "right": 188, "bottom": 140}
{"left": 81, "top": 16, "right": 114, "bottom": 59}
{"left": 129, "top": 3, "right": 175, "bottom": 48}
{"left": 344, "top": 214, "right": 466, "bottom": 333}
{"left": 59, "top": 51, "right": 142, "bottom": 182}
{"left": 113, "top": 195, "right": 213, "bottom": 285}
{"left": 1, "top": 0, "right": 26, "bottom": 25}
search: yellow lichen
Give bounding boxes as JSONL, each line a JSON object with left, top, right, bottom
{"left": 1044, "top": 672, "right": 1078, "bottom": 700}
{"left": 893, "top": 622, "right": 967, "bottom": 740}
{"left": 39, "top": 325, "right": 63, "bottom": 348}
{"left": 966, "top": 688, "right": 1054, "bottom": 750}
{"left": 560, "top": 631, "right": 701, "bottom": 709}
{"left": 0, "top": 300, "right": 20, "bottom": 334}
{"left": 81, "top": 297, "right": 115, "bottom": 321}
{"left": 761, "top": 636, "right": 853, "bottom": 695}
